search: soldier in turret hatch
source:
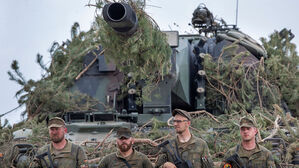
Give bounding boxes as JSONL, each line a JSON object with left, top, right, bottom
{"left": 30, "top": 117, "right": 87, "bottom": 168}
{"left": 220, "top": 116, "right": 276, "bottom": 168}
{"left": 98, "top": 127, "right": 153, "bottom": 168}
{"left": 155, "top": 109, "right": 214, "bottom": 168}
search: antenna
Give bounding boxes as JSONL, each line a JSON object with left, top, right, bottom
{"left": 235, "top": 0, "right": 239, "bottom": 26}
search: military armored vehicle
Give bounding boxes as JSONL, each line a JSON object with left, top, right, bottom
{"left": 3, "top": 1, "right": 298, "bottom": 167}
{"left": 63, "top": 3, "right": 299, "bottom": 166}
{"left": 64, "top": 2, "right": 267, "bottom": 137}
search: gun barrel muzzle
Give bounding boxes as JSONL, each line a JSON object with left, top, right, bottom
{"left": 102, "top": 2, "right": 138, "bottom": 35}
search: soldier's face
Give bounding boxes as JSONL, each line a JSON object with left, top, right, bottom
{"left": 49, "top": 126, "right": 66, "bottom": 143}
{"left": 117, "top": 137, "right": 134, "bottom": 152}
{"left": 240, "top": 126, "right": 257, "bottom": 142}
{"left": 173, "top": 114, "right": 190, "bottom": 134}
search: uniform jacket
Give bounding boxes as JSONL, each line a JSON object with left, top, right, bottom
{"left": 98, "top": 149, "right": 153, "bottom": 168}
{"left": 31, "top": 140, "right": 87, "bottom": 168}
{"left": 155, "top": 134, "right": 214, "bottom": 168}
{"left": 220, "top": 143, "right": 276, "bottom": 168}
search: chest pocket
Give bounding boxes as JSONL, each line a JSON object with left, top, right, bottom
{"left": 112, "top": 162, "right": 129, "bottom": 168}
{"left": 246, "top": 152, "right": 267, "bottom": 168}
{"left": 52, "top": 152, "right": 75, "bottom": 167}
{"left": 181, "top": 144, "right": 202, "bottom": 167}
{"left": 185, "top": 150, "right": 201, "bottom": 167}
{"left": 249, "top": 157, "right": 267, "bottom": 168}
{"left": 50, "top": 144, "right": 79, "bottom": 168}
{"left": 112, "top": 159, "right": 137, "bottom": 168}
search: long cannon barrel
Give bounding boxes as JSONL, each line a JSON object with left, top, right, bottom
{"left": 102, "top": 2, "right": 138, "bottom": 35}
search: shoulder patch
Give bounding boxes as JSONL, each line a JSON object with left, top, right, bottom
{"left": 223, "top": 163, "right": 232, "bottom": 168}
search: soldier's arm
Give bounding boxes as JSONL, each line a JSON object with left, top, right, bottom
{"left": 29, "top": 147, "right": 46, "bottom": 168}
{"left": 142, "top": 154, "right": 154, "bottom": 168}
{"left": 219, "top": 156, "right": 227, "bottom": 168}
{"left": 201, "top": 141, "right": 214, "bottom": 168}
{"left": 266, "top": 152, "right": 276, "bottom": 168}
{"left": 219, "top": 149, "right": 233, "bottom": 168}
{"left": 77, "top": 146, "right": 88, "bottom": 166}
{"left": 154, "top": 151, "right": 168, "bottom": 168}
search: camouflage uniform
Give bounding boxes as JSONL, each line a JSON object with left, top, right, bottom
{"left": 98, "top": 149, "right": 153, "bottom": 168}
{"left": 155, "top": 134, "right": 214, "bottom": 168}
{"left": 31, "top": 140, "right": 87, "bottom": 168}
{"left": 220, "top": 143, "right": 276, "bottom": 168}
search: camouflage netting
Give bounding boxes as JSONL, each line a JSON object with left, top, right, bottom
{"left": 1, "top": 0, "right": 299, "bottom": 167}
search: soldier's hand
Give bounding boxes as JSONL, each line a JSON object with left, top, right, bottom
{"left": 163, "top": 162, "right": 177, "bottom": 168}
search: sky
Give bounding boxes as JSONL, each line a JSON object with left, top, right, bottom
{"left": 1, "top": 0, "right": 298, "bottom": 126}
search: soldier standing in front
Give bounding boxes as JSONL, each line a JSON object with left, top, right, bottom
{"left": 30, "top": 117, "right": 87, "bottom": 168}
{"left": 220, "top": 116, "right": 276, "bottom": 168}
{"left": 98, "top": 127, "right": 153, "bottom": 168}
{"left": 155, "top": 109, "right": 214, "bottom": 168}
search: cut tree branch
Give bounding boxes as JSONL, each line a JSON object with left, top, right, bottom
{"left": 75, "top": 49, "right": 105, "bottom": 80}
{"left": 261, "top": 115, "right": 281, "bottom": 142}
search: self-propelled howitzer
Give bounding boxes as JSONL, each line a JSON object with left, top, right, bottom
{"left": 64, "top": 2, "right": 267, "bottom": 141}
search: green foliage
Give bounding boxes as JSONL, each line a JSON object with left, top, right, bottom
{"left": 0, "top": 119, "right": 48, "bottom": 146}
{"left": 151, "top": 118, "right": 168, "bottom": 130}
{"left": 190, "top": 115, "right": 241, "bottom": 158}
{"left": 285, "top": 141, "right": 299, "bottom": 163}
{"left": 96, "top": 0, "right": 171, "bottom": 100}
{"left": 0, "top": 119, "right": 49, "bottom": 167}
{"left": 7, "top": 22, "right": 101, "bottom": 118}
{"left": 260, "top": 29, "right": 299, "bottom": 116}
{"left": 204, "top": 29, "right": 298, "bottom": 117}
{"left": 197, "top": 33, "right": 299, "bottom": 158}
{"left": 190, "top": 111, "right": 298, "bottom": 163}
{"left": 7, "top": 0, "right": 172, "bottom": 118}
{"left": 3, "top": 0, "right": 298, "bottom": 164}
{"left": 204, "top": 44, "right": 268, "bottom": 114}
